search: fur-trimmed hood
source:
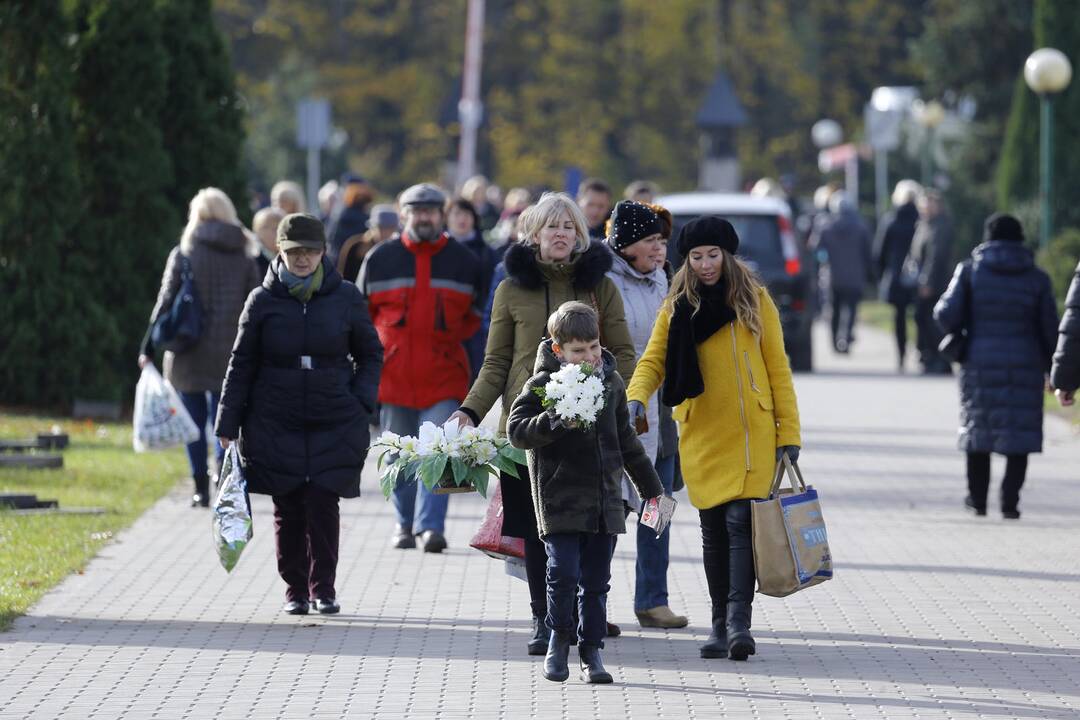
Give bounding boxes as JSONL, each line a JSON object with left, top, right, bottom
{"left": 503, "top": 240, "right": 614, "bottom": 291}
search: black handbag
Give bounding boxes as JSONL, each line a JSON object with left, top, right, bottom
{"left": 938, "top": 262, "right": 972, "bottom": 363}
{"left": 151, "top": 253, "right": 202, "bottom": 353}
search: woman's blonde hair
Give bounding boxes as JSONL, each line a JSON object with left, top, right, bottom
{"left": 516, "top": 191, "right": 590, "bottom": 254}
{"left": 665, "top": 249, "right": 763, "bottom": 336}
{"left": 271, "top": 180, "right": 306, "bottom": 213}
{"left": 180, "top": 187, "right": 259, "bottom": 257}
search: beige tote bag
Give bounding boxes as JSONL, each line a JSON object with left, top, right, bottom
{"left": 751, "top": 455, "right": 833, "bottom": 597}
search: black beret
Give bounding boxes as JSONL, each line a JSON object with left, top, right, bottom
{"left": 983, "top": 212, "right": 1025, "bottom": 243}
{"left": 607, "top": 201, "right": 662, "bottom": 250}
{"left": 676, "top": 216, "right": 739, "bottom": 257}
{"left": 277, "top": 213, "right": 327, "bottom": 250}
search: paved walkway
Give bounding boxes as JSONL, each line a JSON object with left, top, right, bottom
{"left": 3, "top": 323, "right": 1080, "bottom": 720}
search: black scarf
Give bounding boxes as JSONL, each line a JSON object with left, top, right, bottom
{"left": 662, "top": 279, "right": 737, "bottom": 407}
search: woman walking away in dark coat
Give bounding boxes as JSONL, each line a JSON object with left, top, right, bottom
{"left": 1051, "top": 259, "right": 1080, "bottom": 408}
{"left": 934, "top": 214, "right": 1059, "bottom": 519}
{"left": 874, "top": 180, "right": 922, "bottom": 371}
{"left": 215, "top": 214, "right": 383, "bottom": 615}
{"left": 140, "top": 188, "right": 261, "bottom": 507}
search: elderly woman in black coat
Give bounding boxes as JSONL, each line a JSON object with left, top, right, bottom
{"left": 934, "top": 214, "right": 1059, "bottom": 519}
{"left": 216, "top": 214, "right": 383, "bottom": 615}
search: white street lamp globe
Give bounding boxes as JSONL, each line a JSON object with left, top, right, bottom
{"left": 811, "top": 119, "right": 843, "bottom": 149}
{"left": 1025, "top": 48, "right": 1072, "bottom": 94}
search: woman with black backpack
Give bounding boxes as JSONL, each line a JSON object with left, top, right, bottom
{"left": 139, "top": 188, "right": 261, "bottom": 507}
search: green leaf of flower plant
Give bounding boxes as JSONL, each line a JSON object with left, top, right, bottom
{"left": 471, "top": 465, "right": 490, "bottom": 497}
{"left": 451, "top": 457, "right": 469, "bottom": 486}
{"left": 380, "top": 464, "right": 400, "bottom": 498}
{"left": 492, "top": 453, "right": 519, "bottom": 479}
{"left": 417, "top": 456, "right": 437, "bottom": 490}
{"left": 419, "top": 454, "right": 449, "bottom": 490}
{"left": 376, "top": 447, "right": 391, "bottom": 471}
{"left": 501, "top": 444, "right": 527, "bottom": 465}
{"left": 467, "top": 464, "right": 488, "bottom": 488}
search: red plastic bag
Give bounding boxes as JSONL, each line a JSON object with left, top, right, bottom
{"left": 469, "top": 483, "right": 525, "bottom": 559}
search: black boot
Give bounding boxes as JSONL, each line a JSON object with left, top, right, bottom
{"left": 528, "top": 616, "right": 550, "bottom": 656}
{"left": 725, "top": 500, "right": 756, "bottom": 661}
{"left": 543, "top": 632, "right": 572, "bottom": 682}
{"left": 191, "top": 473, "right": 210, "bottom": 507}
{"left": 726, "top": 601, "right": 755, "bottom": 661}
{"left": 578, "top": 645, "right": 613, "bottom": 684}
{"left": 700, "top": 504, "right": 731, "bottom": 658}
{"left": 700, "top": 604, "right": 728, "bottom": 658}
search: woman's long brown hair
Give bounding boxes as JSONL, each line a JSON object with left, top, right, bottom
{"left": 664, "top": 249, "right": 763, "bottom": 336}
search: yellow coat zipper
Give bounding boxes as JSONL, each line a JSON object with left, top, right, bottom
{"left": 744, "top": 350, "right": 761, "bottom": 392}
{"left": 730, "top": 324, "right": 751, "bottom": 471}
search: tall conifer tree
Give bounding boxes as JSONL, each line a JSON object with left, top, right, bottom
{"left": 0, "top": 1, "right": 107, "bottom": 406}
{"left": 158, "top": 0, "right": 247, "bottom": 219}
{"left": 72, "top": 0, "right": 178, "bottom": 400}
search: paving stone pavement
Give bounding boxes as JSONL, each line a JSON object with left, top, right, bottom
{"left": 3, "top": 322, "right": 1080, "bottom": 720}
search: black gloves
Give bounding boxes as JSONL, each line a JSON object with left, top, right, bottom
{"left": 776, "top": 445, "right": 800, "bottom": 463}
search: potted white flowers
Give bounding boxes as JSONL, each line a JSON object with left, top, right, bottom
{"left": 532, "top": 361, "right": 607, "bottom": 428}
{"left": 372, "top": 420, "right": 526, "bottom": 497}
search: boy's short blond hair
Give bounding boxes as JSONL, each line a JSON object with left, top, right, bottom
{"left": 547, "top": 301, "right": 599, "bottom": 345}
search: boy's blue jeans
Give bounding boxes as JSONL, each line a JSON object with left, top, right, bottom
{"left": 543, "top": 531, "right": 614, "bottom": 649}
{"left": 381, "top": 399, "right": 458, "bottom": 534}
{"left": 635, "top": 453, "right": 675, "bottom": 611}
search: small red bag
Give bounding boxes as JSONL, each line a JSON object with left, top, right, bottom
{"left": 469, "top": 482, "right": 526, "bottom": 560}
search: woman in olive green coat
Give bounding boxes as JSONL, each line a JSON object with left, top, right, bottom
{"left": 450, "top": 191, "right": 635, "bottom": 656}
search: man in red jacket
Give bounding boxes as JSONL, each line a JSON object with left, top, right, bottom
{"left": 359, "top": 183, "right": 482, "bottom": 552}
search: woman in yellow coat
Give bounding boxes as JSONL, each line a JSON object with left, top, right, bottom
{"left": 627, "top": 216, "right": 801, "bottom": 661}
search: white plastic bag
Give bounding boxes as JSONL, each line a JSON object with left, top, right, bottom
{"left": 212, "top": 444, "right": 252, "bottom": 572}
{"left": 132, "top": 364, "right": 199, "bottom": 452}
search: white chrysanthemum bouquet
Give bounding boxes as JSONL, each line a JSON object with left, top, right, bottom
{"left": 532, "top": 361, "right": 607, "bottom": 429}
{"left": 373, "top": 420, "right": 526, "bottom": 498}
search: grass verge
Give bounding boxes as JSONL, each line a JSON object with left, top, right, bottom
{"left": 0, "top": 413, "right": 186, "bottom": 630}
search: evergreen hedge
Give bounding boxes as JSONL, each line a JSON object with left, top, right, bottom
{"left": 0, "top": 0, "right": 246, "bottom": 410}
{"left": 0, "top": 2, "right": 105, "bottom": 408}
